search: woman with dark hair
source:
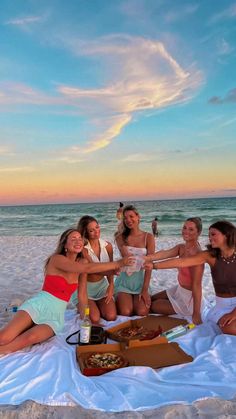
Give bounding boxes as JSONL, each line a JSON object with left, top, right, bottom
{"left": 150, "top": 217, "right": 205, "bottom": 324}
{"left": 0, "top": 229, "right": 132, "bottom": 355}
{"left": 115, "top": 205, "right": 155, "bottom": 316}
{"left": 145, "top": 220, "right": 236, "bottom": 335}
{"left": 71, "top": 215, "right": 116, "bottom": 324}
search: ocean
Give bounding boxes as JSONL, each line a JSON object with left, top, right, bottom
{"left": 0, "top": 197, "right": 235, "bottom": 238}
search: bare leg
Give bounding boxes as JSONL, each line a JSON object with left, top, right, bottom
{"left": 151, "top": 290, "right": 169, "bottom": 302}
{"left": 97, "top": 298, "right": 117, "bottom": 321}
{"left": 0, "top": 323, "right": 54, "bottom": 355}
{"left": 218, "top": 318, "right": 236, "bottom": 336}
{"left": 116, "top": 292, "right": 133, "bottom": 316}
{"left": 133, "top": 295, "right": 149, "bottom": 316}
{"left": 151, "top": 291, "right": 176, "bottom": 315}
{"left": 0, "top": 310, "right": 34, "bottom": 345}
{"left": 88, "top": 299, "right": 101, "bottom": 324}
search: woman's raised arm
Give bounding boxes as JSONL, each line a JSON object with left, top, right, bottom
{"left": 152, "top": 250, "right": 209, "bottom": 270}
{"left": 50, "top": 254, "right": 132, "bottom": 274}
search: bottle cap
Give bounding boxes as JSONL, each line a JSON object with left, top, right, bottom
{"left": 188, "top": 323, "right": 195, "bottom": 330}
{"left": 84, "top": 307, "right": 90, "bottom": 316}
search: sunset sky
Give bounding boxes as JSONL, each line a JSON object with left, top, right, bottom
{"left": 1, "top": 0, "right": 236, "bottom": 205}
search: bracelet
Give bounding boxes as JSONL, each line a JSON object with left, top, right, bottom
{"left": 153, "top": 262, "right": 158, "bottom": 270}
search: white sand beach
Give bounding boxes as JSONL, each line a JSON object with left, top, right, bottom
{"left": 1, "top": 236, "right": 236, "bottom": 418}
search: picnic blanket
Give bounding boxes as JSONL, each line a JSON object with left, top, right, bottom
{"left": 0, "top": 310, "right": 236, "bottom": 411}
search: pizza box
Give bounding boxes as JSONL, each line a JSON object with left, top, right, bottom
{"left": 76, "top": 341, "right": 193, "bottom": 376}
{"left": 77, "top": 343, "right": 125, "bottom": 376}
{"left": 106, "top": 315, "right": 188, "bottom": 347}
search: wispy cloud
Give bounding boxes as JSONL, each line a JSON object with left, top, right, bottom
{"left": 0, "top": 35, "right": 203, "bottom": 157}
{"left": 5, "top": 15, "right": 44, "bottom": 27}
{"left": 164, "top": 4, "right": 199, "bottom": 23}
{"left": 0, "top": 166, "right": 35, "bottom": 173}
{"left": 209, "top": 3, "right": 236, "bottom": 24}
{"left": 217, "top": 38, "right": 234, "bottom": 55}
{"left": 219, "top": 117, "right": 236, "bottom": 128}
{"left": 121, "top": 153, "right": 154, "bottom": 162}
{"left": 56, "top": 34, "right": 202, "bottom": 155}
{"left": 0, "top": 145, "right": 15, "bottom": 156}
{"left": 208, "top": 87, "right": 236, "bottom": 105}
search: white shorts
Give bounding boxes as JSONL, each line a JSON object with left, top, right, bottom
{"left": 206, "top": 296, "right": 236, "bottom": 324}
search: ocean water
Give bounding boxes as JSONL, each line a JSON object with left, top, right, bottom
{"left": 0, "top": 197, "right": 235, "bottom": 238}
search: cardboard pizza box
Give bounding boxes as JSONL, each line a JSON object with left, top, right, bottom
{"left": 106, "top": 315, "right": 188, "bottom": 347}
{"left": 77, "top": 343, "right": 125, "bottom": 376}
{"left": 76, "top": 340, "right": 193, "bottom": 376}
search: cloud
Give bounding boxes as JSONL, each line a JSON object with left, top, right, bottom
{"left": 164, "top": 4, "right": 199, "bottom": 23}
{"left": 121, "top": 153, "right": 154, "bottom": 162}
{"left": 56, "top": 34, "right": 202, "bottom": 155}
{"left": 219, "top": 117, "right": 236, "bottom": 128}
{"left": 208, "top": 88, "right": 236, "bottom": 105}
{"left": 217, "top": 38, "right": 234, "bottom": 55}
{"left": 0, "top": 82, "right": 61, "bottom": 106}
{"left": 0, "top": 166, "right": 35, "bottom": 173}
{"left": 209, "top": 3, "right": 236, "bottom": 24}
{"left": 0, "top": 35, "right": 203, "bottom": 156}
{"left": 5, "top": 15, "right": 44, "bottom": 27}
{"left": 0, "top": 145, "right": 14, "bottom": 156}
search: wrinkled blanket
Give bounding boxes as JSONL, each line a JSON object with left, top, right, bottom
{"left": 0, "top": 311, "right": 236, "bottom": 412}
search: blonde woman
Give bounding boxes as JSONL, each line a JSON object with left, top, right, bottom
{"left": 115, "top": 205, "right": 155, "bottom": 316}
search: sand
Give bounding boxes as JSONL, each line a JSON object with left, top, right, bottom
{"left": 1, "top": 236, "right": 236, "bottom": 418}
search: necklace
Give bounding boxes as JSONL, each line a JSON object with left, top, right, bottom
{"left": 221, "top": 251, "right": 236, "bottom": 264}
{"left": 184, "top": 244, "right": 198, "bottom": 255}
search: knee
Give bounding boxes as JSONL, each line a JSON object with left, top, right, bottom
{"left": 220, "top": 324, "right": 236, "bottom": 336}
{"left": 151, "top": 301, "right": 158, "bottom": 313}
{"left": 0, "top": 330, "right": 12, "bottom": 345}
{"left": 118, "top": 307, "right": 133, "bottom": 317}
{"left": 135, "top": 307, "right": 149, "bottom": 317}
{"left": 90, "top": 313, "right": 101, "bottom": 324}
{"left": 104, "top": 312, "right": 117, "bottom": 322}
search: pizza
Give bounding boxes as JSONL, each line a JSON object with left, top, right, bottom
{"left": 116, "top": 325, "right": 145, "bottom": 339}
{"left": 114, "top": 325, "right": 162, "bottom": 341}
{"left": 85, "top": 352, "right": 126, "bottom": 369}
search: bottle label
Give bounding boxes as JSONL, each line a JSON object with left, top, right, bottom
{"left": 163, "top": 325, "right": 185, "bottom": 336}
{"left": 80, "top": 326, "right": 91, "bottom": 343}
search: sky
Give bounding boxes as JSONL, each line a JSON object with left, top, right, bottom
{"left": 0, "top": 0, "right": 236, "bottom": 205}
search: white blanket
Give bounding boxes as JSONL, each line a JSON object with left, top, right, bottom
{"left": 0, "top": 310, "right": 236, "bottom": 411}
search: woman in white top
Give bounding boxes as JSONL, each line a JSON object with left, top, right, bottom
{"left": 76, "top": 215, "right": 116, "bottom": 324}
{"left": 115, "top": 205, "right": 155, "bottom": 316}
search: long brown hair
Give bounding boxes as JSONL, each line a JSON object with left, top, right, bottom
{"left": 77, "top": 215, "right": 98, "bottom": 242}
{"left": 44, "top": 228, "right": 82, "bottom": 271}
{"left": 121, "top": 205, "right": 140, "bottom": 243}
{"left": 207, "top": 220, "right": 236, "bottom": 258}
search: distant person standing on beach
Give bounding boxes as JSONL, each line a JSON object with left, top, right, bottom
{"left": 116, "top": 202, "right": 124, "bottom": 221}
{"left": 71, "top": 215, "right": 117, "bottom": 324}
{"left": 0, "top": 229, "right": 133, "bottom": 355}
{"left": 115, "top": 205, "right": 155, "bottom": 316}
{"left": 116, "top": 202, "right": 124, "bottom": 235}
{"left": 150, "top": 217, "right": 205, "bottom": 325}
{"left": 151, "top": 217, "right": 158, "bottom": 237}
{"left": 145, "top": 220, "right": 236, "bottom": 335}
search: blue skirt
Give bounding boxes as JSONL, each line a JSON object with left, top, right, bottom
{"left": 114, "top": 271, "right": 144, "bottom": 295}
{"left": 19, "top": 291, "right": 67, "bottom": 334}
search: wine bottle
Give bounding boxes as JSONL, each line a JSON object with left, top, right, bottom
{"left": 79, "top": 306, "right": 91, "bottom": 345}
{"left": 162, "top": 323, "right": 195, "bottom": 341}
